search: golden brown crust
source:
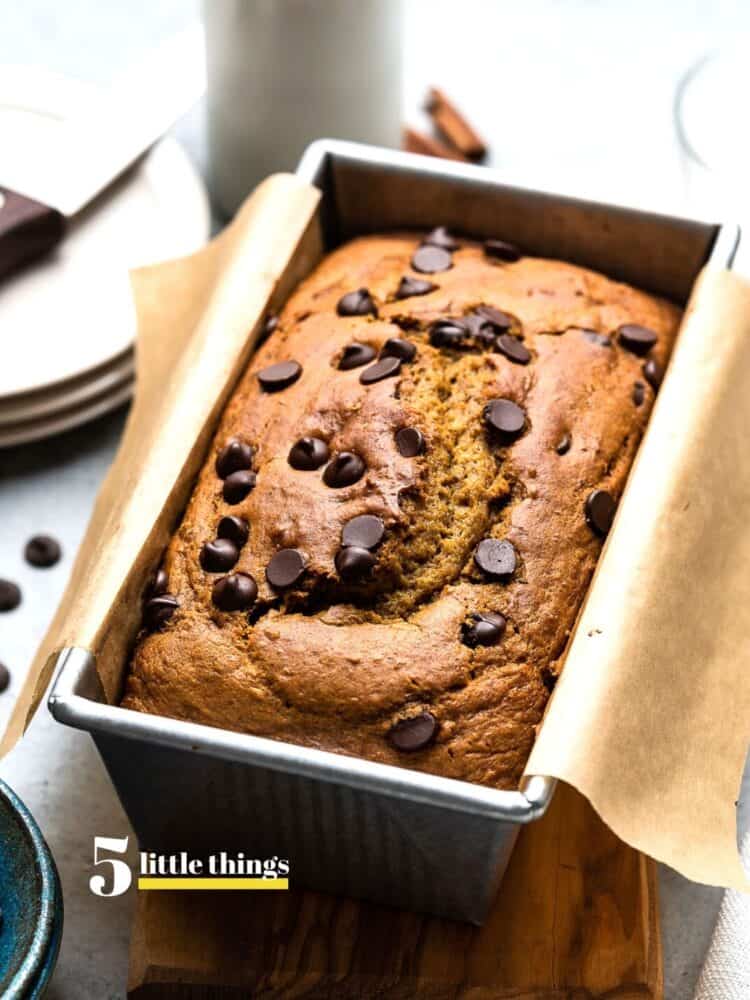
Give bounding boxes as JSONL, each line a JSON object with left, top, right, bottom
{"left": 122, "top": 233, "right": 680, "bottom": 789}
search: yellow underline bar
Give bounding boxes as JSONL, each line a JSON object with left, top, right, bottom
{"left": 138, "top": 877, "right": 289, "bottom": 891}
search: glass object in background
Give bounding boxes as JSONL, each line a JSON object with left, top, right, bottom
{"left": 675, "top": 49, "right": 750, "bottom": 220}
{"left": 203, "top": 0, "right": 403, "bottom": 217}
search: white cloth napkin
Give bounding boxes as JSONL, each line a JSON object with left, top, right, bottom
{"left": 694, "top": 766, "right": 750, "bottom": 1000}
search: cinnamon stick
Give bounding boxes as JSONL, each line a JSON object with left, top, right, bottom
{"left": 401, "top": 127, "right": 469, "bottom": 163}
{"left": 424, "top": 87, "right": 487, "bottom": 161}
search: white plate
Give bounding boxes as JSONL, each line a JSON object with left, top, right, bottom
{"left": 0, "top": 380, "right": 135, "bottom": 448}
{"left": 0, "top": 351, "right": 134, "bottom": 426}
{"left": 0, "top": 67, "right": 210, "bottom": 398}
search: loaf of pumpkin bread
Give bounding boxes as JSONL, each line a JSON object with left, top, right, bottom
{"left": 122, "top": 228, "right": 680, "bottom": 789}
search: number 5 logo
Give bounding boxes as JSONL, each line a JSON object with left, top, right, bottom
{"left": 90, "top": 836, "right": 132, "bottom": 897}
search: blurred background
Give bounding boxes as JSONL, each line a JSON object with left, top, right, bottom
{"left": 0, "top": 1, "right": 748, "bottom": 996}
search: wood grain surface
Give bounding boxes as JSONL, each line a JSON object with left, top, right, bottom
{"left": 128, "top": 783, "right": 661, "bottom": 999}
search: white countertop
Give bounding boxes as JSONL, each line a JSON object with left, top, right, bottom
{"left": 2, "top": 0, "right": 749, "bottom": 996}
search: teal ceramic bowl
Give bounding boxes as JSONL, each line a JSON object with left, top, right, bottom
{"left": 0, "top": 779, "right": 63, "bottom": 998}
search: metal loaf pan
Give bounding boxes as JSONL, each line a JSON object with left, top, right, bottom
{"left": 49, "top": 141, "right": 739, "bottom": 925}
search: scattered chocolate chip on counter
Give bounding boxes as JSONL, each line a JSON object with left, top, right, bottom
{"left": 25, "top": 535, "right": 61, "bottom": 568}
{"left": 0, "top": 663, "right": 10, "bottom": 694}
{"left": 0, "top": 580, "right": 21, "bottom": 612}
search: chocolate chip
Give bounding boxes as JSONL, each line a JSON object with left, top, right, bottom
{"left": 429, "top": 318, "right": 468, "bottom": 348}
{"left": 582, "top": 329, "right": 612, "bottom": 348}
{"left": 359, "top": 356, "right": 402, "bottom": 385}
{"left": 555, "top": 433, "right": 572, "bottom": 456}
{"left": 0, "top": 580, "right": 21, "bottom": 612}
{"left": 257, "top": 360, "right": 302, "bottom": 392}
{"left": 342, "top": 514, "right": 385, "bottom": 550}
{"left": 0, "top": 663, "right": 10, "bottom": 694}
{"left": 288, "top": 436, "right": 329, "bottom": 470}
{"left": 200, "top": 538, "right": 240, "bottom": 573}
{"left": 632, "top": 381, "right": 646, "bottom": 406}
{"left": 411, "top": 245, "right": 453, "bottom": 274}
{"left": 474, "top": 538, "right": 517, "bottom": 579}
{"left": 422, "top": 226, "right": 459, "bottom": 251}
{"left": 339, "top": 343, "right": 376, "bottom": 370}
{"left": 266, "top": 549, "right": 306, "bottom": 589}
{"left": 212, "top": 573, "right": 258, "bottom": 610}
{"left": 223, "top": 470, "right": 257, "bottom": 504}
{"left": 146, "top": 569, "right": 168, "bottom": 599}
{"left": 475, "top": 305, "right": 513, "bottom": 331}
{"left": 461, "top": 612, "right": 506, "bottom": 648}
{"left": 463, "top": 313, "right": 499, "bottom": 347}
{"left": 496, "top": 334, "right": 531, "bottom": 365}
{"left": 260, "top": 314, "right": 278, "bottom": 342}
{"left": 396, "top": 427, "right": 425, "bottom": 457}
{"left": 144, "top": 594, "right": 179, "bottom": 629}
{"left": 396, "top": 276, "right": 436, "bottom": 300}
{"left": 215, "top": 439, "right": 254, "bottom": 478}
{"left": 643, "top": 358, "right": 663, "bottom": 391}
{"left": 388, "top": 711, "right": 438, "bottom": 752}
{"left": 323, "top": 452, "right": 366, "bottom": 488}
{"left": 484, "top": 399, "right": 526, "bottom": 440}
{"left": 337, "top": 288, "right": 378, "bottom": 317}
{"left": 25, "top": 535, "right": 61, "bottom": 568}
{"left": 484, "top": 239, "right": 521, "bottom": 262}
{"left": 217, "top": 516, "right": 249, "bottom": 547}
{"left": 380, "top": 338, "right": 417, "bottom": 362}
{"left": 335, "top": 545, "right": 376, "bottom": 580}
{"left": 617, "top": 324, "right": 658, "bottom": 356}
{"left": 585, "top": 490, "right": 617, "bottom": 537}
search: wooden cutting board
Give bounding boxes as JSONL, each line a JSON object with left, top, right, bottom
{"left": 128, "top": 783, "right": 661, "bottom": 999}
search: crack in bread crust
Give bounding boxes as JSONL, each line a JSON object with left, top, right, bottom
{"left": 123, "top": 234, "right": 681, "bottom": 790}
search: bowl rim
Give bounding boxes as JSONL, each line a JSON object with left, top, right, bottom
{"left": 0, "top": 778, "right": 62, "bottom": 999}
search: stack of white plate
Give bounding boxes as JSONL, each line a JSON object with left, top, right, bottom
{"left": 0, "top": 68, "right": 210, "bottom": 447}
